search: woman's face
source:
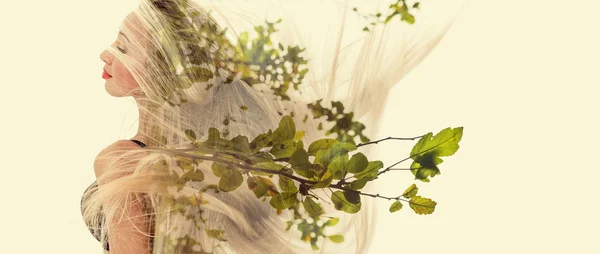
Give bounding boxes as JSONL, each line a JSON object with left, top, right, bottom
{"left": 100, "top": 12, "right": 147, "bottom": 97}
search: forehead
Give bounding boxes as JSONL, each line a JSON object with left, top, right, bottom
{"left": 119, "top": 12, "right": 146, "bottom": 38}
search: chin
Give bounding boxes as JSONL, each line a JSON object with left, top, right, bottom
{"left": 105, "top": 84, "right": 128, "bottom": 97}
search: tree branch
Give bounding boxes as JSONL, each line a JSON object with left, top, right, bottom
{"left": 356, "top": 135, "right": 425, "bottom": 147}
{"left": 147, "top": 148, "right": 414, "bottom": 204}
{"left": 329, "top": 182, "right": 410, "bottom": 203}
{"left": 145, "top": 148, "right": 318, "bottom": 185}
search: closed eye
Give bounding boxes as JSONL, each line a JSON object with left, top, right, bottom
{"left": 116, "top": 46, "right": 127, "bottom": 54}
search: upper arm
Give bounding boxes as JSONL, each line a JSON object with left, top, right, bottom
{"left": 94, "top": 140, "right": 152, "bottom": 253}
{"left": 108, "top": 197, "right": 152, "bottom": 254}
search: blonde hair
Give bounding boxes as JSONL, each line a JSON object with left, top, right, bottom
{"left": 82, "top": 0, "right": 461, "bottom": 253}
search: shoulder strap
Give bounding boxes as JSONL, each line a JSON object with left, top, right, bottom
{"left": 130, "top": 139, "right": 147, "bottom": 148}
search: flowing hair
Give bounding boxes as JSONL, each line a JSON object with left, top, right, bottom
{"left": 81, "top": 0, "right": 464, "bottom": 253}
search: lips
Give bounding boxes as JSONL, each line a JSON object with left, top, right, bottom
{"left": 102, "top": 70, "right": 112, "bottom": 79}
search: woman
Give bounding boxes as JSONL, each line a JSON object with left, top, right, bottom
{"left": 81, "top": 0, "right": 461, "bottom": 253}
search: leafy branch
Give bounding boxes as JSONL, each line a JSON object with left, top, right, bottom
{"left": 151, "top": 115, "right": 463, "bottom": 249}
{"left": 146, "top": 0, "right": 461, "bottom": 251}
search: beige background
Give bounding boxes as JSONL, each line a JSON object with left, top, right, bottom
{"left": 1, "top": 0, "right": 598, "bottom": 253}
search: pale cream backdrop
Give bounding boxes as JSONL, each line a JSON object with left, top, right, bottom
{"left": 0, "top": 0, "right": 598, "bottom": 253}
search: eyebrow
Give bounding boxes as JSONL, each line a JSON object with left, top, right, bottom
{"left": 118, "top": 31, "right": 130, "bottom": 42}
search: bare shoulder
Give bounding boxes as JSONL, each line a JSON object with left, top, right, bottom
{"left": 94, "top": 140, "right": 145, "bottom": 180}
{"left": 107, "top": 139, "right": 145, "bottom": 150}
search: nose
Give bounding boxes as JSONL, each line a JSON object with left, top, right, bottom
{"left": 100, "top": 49, "right": 112, "bottom": 65}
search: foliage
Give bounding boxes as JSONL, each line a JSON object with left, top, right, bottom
{"left": 234, "top": 19, "right": 309, "bottom": 101}
{"left": 154, "top": 115, "right": 463, "bottom": 250}
{"left": 353, "top": 0, "right": 421, "bottom": 31}
{"left": 145, "top": 0, "right": 463, "bottom": 252}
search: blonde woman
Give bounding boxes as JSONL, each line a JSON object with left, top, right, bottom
{"left": 81, "top": 0, "right": 461, "bottom": 253}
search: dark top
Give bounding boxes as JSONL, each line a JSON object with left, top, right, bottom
{"left": 81, "top": 139, "right": 147, "bottom": 252}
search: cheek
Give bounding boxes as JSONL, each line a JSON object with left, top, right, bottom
{"left": 113, "top": 61, "right": 139, "bottom": 90}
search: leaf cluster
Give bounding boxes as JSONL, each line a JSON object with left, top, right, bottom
{"left": 353, "top": 0, "right": 421, "bottom": 31}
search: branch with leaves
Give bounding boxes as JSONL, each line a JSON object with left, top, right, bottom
{"left": 146, "top": 0, "right": 462, "bottom": 251}
{"left": 150, "top": 115, "right": 463, "bottom": 250}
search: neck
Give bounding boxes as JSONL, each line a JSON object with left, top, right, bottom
{"left": 132, "top": 95, "right": 151, "bottom": 144}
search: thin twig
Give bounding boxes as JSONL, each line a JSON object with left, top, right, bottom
{"left": 356, "top": 135, "right": 425, "bottom": 147}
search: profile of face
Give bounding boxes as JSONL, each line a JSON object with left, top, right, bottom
{"left": 100, "top": 11, "right": 147, "bottom": 97}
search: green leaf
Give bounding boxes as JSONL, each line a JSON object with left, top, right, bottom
{"left": 328, "top": 153, "right": 348, "bottom": 179}
{"left": 411, "top": 127, "right": 464, "bottom": 159}
{"left": 311, "top": 174, "right": 333, "bottom": 189}
{"left": 314, "top": 143, "right": 348, "bottom": 169}
{"left": 401, "top": 12, "right": 415, "bottom": 24}
{"left": 328, "top": 235, "right": 344, "bottom": 243}
{"left": 270, "top": 140, "right": 298, "bottom": 159}
{"left": 272, "top": 115, "right": 296, "bottom": 144}
{"left": 181, "top": 169, "right": 204, "bottom": 182}
{"left": 184, "top": 129, "right": 196, "bottom": 141}
{"left": 205, "top": 229, "right": 226, "bottom": 241}
{"left": 294, "top": 131, "right": 305, "bottom": 141}
{"left": 307, "top": 139, "right": 338, "bottom": 156}
{"left": 347, "top": 152, "right": 368, "bottom": 173}
{"left": 402, "top": 184, "right": 418, "bottom": 199}
{"left": 323, "top": 217, "right": 339, "bottom": 227}
{"left": 354, "top": 161, "right": 383, "bottom": 180}
{"left": 331, "top": 191, "right": 361, "bottom": 214}
{"left": 337, "top": 142, "right": 357, "bottom": 152}
{"left": 348, "top": 178, "right": 369, "bottom": 190}
{"left": 302, "top": 197, "right": 324, "bottom": 216}
{"left": 248, "top": 176, "right": 275, "bottom": 198}
{"left": 270, "top": 191, "right": 298, "bottom": 210}
{"left": 231, "top": 135, "right": 251, "bottom": 154}
{"left": 177, "top": 157, "right": 195, "bottom": 171}
{"left": 279, "top": 177, "right": 298, "bottom": 193}
{"left": 250, "top": 131, "right": 273, "bottom": 152}
{"left": 343, "top": 191, "right": 361, "bottom": 204}
{"left": 290, "top": 147, "right": 311, "bottom": 170}
{"left": 389, "top": 200, "right": 403, "bottom": 213}
{"left": 211, "top": 162, "right": 231, "bottom": 177}
{"left": 218, "top": 169, "right": 243, "bottom": 192}
{"left": 409, "top": 196, "right": 437, "bottom": 215}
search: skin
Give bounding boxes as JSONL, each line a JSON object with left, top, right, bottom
{"left": 97, "top": 10, "right": 152, "bottom": 254}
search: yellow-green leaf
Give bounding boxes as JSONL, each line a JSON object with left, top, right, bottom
{"left": 218, "top": 169, "right": 243, "bottom": 192}
{"left": 270, "top": 140, "right": 298, "bottom": 159}
{"left": 205, "top": 229, "right": 226, "bottom": 241}
{"left": 279, "top": 176, "right": 298, "bottom": 193}
{"left": 409, "top": 196, "right": 437, "bottom": 215}
{"left": 290, "top": 148, "right": 311, "bottom": 170}
{"left": 389, "top": 200, "right": 403, "bottom": 213}
{"left": 302, "top": 197, "right": 324, "bottom": 216}
{"left": 272, "top": 115, "right": 296, "bottom": 144}
{"left": 181, "top": 169, "right": 204, "bottom": 182}
{"left": 328, "top": 235, "right": 344, "bottom": 243}
{"left": 323, "top": 217, "right": 339, "bottom": 227}
{"left": 402, "top": 184, "right": 418, "bottom": 199}
{"left": 354, "top": 161, "right": 383, "bottom": 180}
{"left": 411, "top": 127, "right": 463, "bottom": 159}
{"left": 294, "top": 131, "right": 305, "bottom": 141}
{"left": 347, "top": 152, "right": 368, "bottom": 173}
{"left": 332, "top": 191, "right": 361, "bottom": 214}
{"left": 307, "top": 139, "right": 337, "bottom": 156}
{"left": 270, "top": 191, "right": 297, "bottom": 210}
